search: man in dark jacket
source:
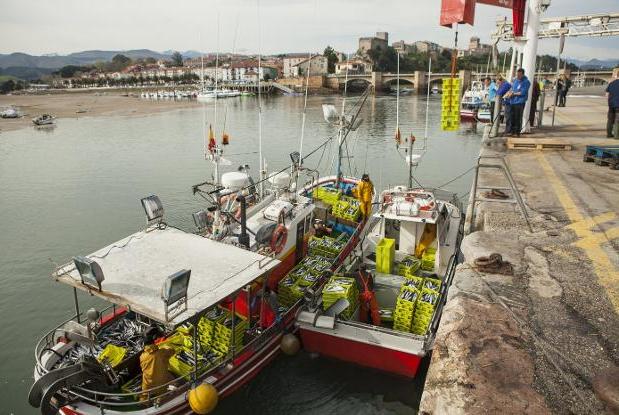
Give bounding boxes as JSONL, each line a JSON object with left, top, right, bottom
{"left": 558, "top": 74, "right": 571, "bottom": 107}
{"left": 529, "top": 79, "right": 541, "bottom": 128}
{"left": 606, "top": 73, "right": 619, "bottom": 138}
{"left": 509, "top": 68, "right": 530, "bottom": 137}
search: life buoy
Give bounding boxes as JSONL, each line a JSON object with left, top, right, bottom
{"left": 420, "top": 201, "right": 435, "bottom": 211}
{"left": 270, "top": 224, "right": 288, "bottom": 254}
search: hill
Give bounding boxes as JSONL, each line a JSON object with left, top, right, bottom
{"left": 0, "top": 49, "right": 170, "bottom": 70}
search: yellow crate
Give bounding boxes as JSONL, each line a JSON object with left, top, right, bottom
{"left": 376, "top": 238, "right": 395, "bottom": 274}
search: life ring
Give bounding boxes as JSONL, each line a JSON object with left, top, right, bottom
{"left": 270, "top": 224, "right": 288, "bottom": 254}
{"left": 420, "top": 201, "right": 435, "bottom": 211}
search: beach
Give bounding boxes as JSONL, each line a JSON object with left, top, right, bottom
{"left": 0, "top": 91, "right": 198, "bottom": 132}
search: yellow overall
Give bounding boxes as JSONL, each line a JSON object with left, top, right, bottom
{"left": 353, "top": 180, "right": 374, "bottom": 219}
{"left": 140, "top": 344, "right": 174, "bottom": 401}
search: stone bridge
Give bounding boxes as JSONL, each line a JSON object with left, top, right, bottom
{"left": 324, "top": 68, "right": 616, "bottom": 92}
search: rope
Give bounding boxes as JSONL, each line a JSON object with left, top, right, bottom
{"left": 436, "top": 166, "right": 476, "bottom": 189}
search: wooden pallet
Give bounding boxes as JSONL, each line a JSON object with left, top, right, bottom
{"left": 583, "top": 145, "right": 619, "bottom": 170}
{"left": 507, "top": 138, "right": 572, "bottom": 151}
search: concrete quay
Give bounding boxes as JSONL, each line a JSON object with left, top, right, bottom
{"left": 420, "top": 95, "right": 619, "bottom": 414}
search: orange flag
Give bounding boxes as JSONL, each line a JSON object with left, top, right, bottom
{"left": 222, "top": 132, "right": 229, "bottom": 145}
{"left": 395, "top": 127, "right": 401, "bottom": 145}
{"left": 208, "top": 124, "right": 216, "bottom": 152}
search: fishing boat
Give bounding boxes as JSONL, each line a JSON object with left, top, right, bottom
{"left": 296, "top": 186, "right": 463, "bottom": 378}
{"left": 431, "top": 85, "right": 440, "bottom": 94}
{"left": 460, "top": 80, "right": 486, "bottom": 120}
{"left": 1, "top": 106, "right": 19, "bottom": 118}
{"left": 29, "top": 40, "right": 374, "bottom": 415}
{"left": 296, "top": 59, "right": 464, "bottom": 378}
{"left": 32, "top": 114, "right": 56, "bottom": 126}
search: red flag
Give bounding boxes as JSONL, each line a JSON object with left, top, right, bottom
{"left": 512, "top": 0, "right": 526, "bottom": 37}
{"left": 208, "top": 124, "right": 216, "bottom": 153}
{"left": 222, "top": 132, "right": 230, "bottom": 145}
{"left": 440, "top": 0, "right": 476, "bottom": 28}
{"left": 395, "top": 127, "right": 401, "bottom": 145}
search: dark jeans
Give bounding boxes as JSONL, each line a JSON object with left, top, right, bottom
{"left": 608, "top": 106, "right": 618, "bottom": 137}
{"left": 559, "top": 91, "right": 567, "bottom": 107}
{"left": 511, "top": 103, "right": 525, "bottom": 135}
{"left": 504, "top": 104, "right": 512, "bottom": 134}
{"left": 489, "top": 101, "right": 495, "bottom": 124}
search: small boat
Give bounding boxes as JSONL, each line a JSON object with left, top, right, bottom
{"left": 431, "top": 85, "right": 440, "bottom": 94}
{"left": 477, "top": 106, "right": 492, "bottom": 123}
{"left": 32, "top": 114, "right": 55, "bottom": 126}
{"left": 1, "top": 107, "right": 19, "bottom": 118}
{"left": 460, "top": 81, "right": 486, "bottom": 121}
{"left": 240, "top": 91, "right": 255, "bottom": 97}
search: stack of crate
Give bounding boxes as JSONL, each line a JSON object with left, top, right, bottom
{"left": 314, "top": 185, "right": 341, "bottom": 205}
{"left": 376, "top": 238, "right": 396, "bottom": 274}
{"left": 441, "top": 78, "right": 460, "bottom": 131}
{"left": 332, "top": 196, "right": 361, "bottom": 222}
{"left": 322, "top": 275, "right": 359, "bottom": 320}
{"left": 197, "top": 307, "right": 226, "bottom": 349}
{"left": 213, "top": 311, "right": 247, "bottom": 355}
{"left": 393, "top": 287, "right": 418, "bottom": 332}
{"left": 410, "top": 288, "right": 439, "bottom": 335}
{"left": 421, "top": 247, "right": 437, "bottom": 271}
{"left": 397, "top": 255, "right": 421, "bottom": 278}
{"left": 308, "top": 235, "right": 345, "bottom": 259}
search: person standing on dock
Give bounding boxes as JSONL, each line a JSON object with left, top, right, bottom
{"left": 558, "top": 74, "right": 571, "bottom": 107}
{"left": 495, "top": 75, "right": 511, "bottom": 134}
{"left": 509, "top": 68, "right": 530, "bottom": 137}
{"left": 529, "top": 78, "right": 541, "bottom": 129}
{"left": 484, "top": 77, "right": 497, "bottom": 123}
{"left": 606, "top": 72, "right": 619, "bottom": 138}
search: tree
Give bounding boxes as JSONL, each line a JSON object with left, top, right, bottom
{"left": 367, "top": 46, "right": 399, "bottom": 72}
{"left": 171, "top": 51, "right": 184, "bottom": 67}
{"left": 323, "top": 46, "right": 338, "bottom": 74}
{"left": 0, "top": 79, "right": 16, "bottom": 94}
{"left": 111, "top": 54, "right": 132, "bottom": 71}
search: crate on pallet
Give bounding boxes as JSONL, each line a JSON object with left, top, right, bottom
{"left": 583, "top": 145, "right": 619, "bottom": 170}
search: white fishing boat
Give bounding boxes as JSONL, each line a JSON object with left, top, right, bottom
{"left": 460, "top": 80, "right": 486, "bottom": 120}
{"left": 32, "top": 114, "right": 55, "bottom": 126}
{"left": 431, "top": 85, "right": 440, "bottom": 94}
{"left": 297, "top": 186, "right": 463, "bottom": 378}
{"left": 1, "top": 106, "right": 19, "bottom": 118}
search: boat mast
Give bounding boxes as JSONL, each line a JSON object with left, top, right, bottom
{"left": 257, "top": 0, "right": 264, "bottom": 198}
{"left": 335, "top": 53, "right": 350, "bottom": 186}
{"left": 215, "top": 15, "right": 220, "bottom": 93}
{"left": 396, "top": 52, "right": 400, "bottom": 135}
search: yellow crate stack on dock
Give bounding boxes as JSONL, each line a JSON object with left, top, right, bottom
{"left": 441, "top": 78, "right": 460, "bottom": 131}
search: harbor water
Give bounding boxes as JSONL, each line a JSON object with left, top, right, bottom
{"left": 0, "top": 94, "right": 481, "bottom": 414}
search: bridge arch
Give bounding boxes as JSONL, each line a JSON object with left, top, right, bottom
{"left": 341, "top": 78, "right": 372, "bottom": 92}
{"left": 383, "top": 78, "right": 414, "bottom": 89}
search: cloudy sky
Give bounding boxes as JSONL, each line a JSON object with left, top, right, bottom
{"left": 1, "top": 0, "right": 617, "bottom": 60}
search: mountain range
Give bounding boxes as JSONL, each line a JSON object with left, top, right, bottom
{"left": 567, "top": 58, "right": 619, "bottom": 70}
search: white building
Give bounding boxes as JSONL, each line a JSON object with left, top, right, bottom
{"left": 335, "top": 58, "right": 373, "bottom": 75}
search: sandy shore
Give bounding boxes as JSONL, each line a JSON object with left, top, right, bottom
{"left": 0, "top": 92, "right": 199, "bottom": 132}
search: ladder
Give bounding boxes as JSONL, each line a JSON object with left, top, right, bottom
{"left": 465, "top": 155, "right": 532, "bottom": 234}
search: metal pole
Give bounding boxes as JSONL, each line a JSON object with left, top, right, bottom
{"left": 521, "top": 0, "right": 541, "bottom": 134}
{"left": 73, "top": 287, "right": 80, "bottom": 323}
{"left": 508, "top": 45, "right": 517, "bottom": 80}
{"left": 230, "top": 296, "right": 236, "bottom": 358}
{"left": 551, "top": 36, "right": 564, "bottom": 127}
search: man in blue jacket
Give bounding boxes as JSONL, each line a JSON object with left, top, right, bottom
{"left": 495, "top": 75, "right": 512, "bottom": 134}
{"left": 509, "top": 68, "right": 531, "bottom": 137}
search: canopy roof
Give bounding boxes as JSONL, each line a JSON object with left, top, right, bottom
{"left": 54, "top": 227, "right": 279, "bottom": 328}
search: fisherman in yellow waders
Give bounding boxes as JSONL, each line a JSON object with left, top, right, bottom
{"left": 353, "top": 174, "right": 374, "bottom": 220}
{"left": 140, "top": 326, "right": 175, "bottom": 402}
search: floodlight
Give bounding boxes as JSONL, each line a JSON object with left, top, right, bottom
{"left": 162, "top": 269, "right": 191, "bottom": 305}
{"left": 140, "top": 195, "right": 164, "bottom": 223}
{"left": 73, "top": 256, "right": 105, "bottom": 291}
{"left": 322, "top": 104, "right": 338, "bottom": 124}
{"left": 193, "top": 210, "right": 208, "bottom": 231}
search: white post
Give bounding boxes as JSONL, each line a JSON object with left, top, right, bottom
{"left": 521, "top": 0, "right": 542, "bottom": 133}
{"left": 508, "top": 45, "right": 517, "bottom": 80}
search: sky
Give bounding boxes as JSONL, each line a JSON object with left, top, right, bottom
{"left": 1, "top": 0, "right": 617, "bottom": 61}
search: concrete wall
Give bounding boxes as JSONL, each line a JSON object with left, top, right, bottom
{"left": 276, "top": 75, "right": 325, "bottom": 90}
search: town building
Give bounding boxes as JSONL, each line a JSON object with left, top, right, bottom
{"left": 283, "top": 53, "right": 311, "bottom": 78}
{"left": 293, "top": 55, "right": 328, "bottom": 77}
{"left": 335, "top": 58, "right": 373, "bottom": 75}
{"left": 413, "top": 40, "right": 444, "bottom": 54}
{"left": 220, "top": 60, "right": 278, "bottom": 82}
{"left": 392, "top": 40, "right": 414, "bottom": 55}
{"left": 457, "top": 36, "right": 493, "bottom": 57}
{"left": 358, "top": 32, "right": 389, "bottom": 56}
